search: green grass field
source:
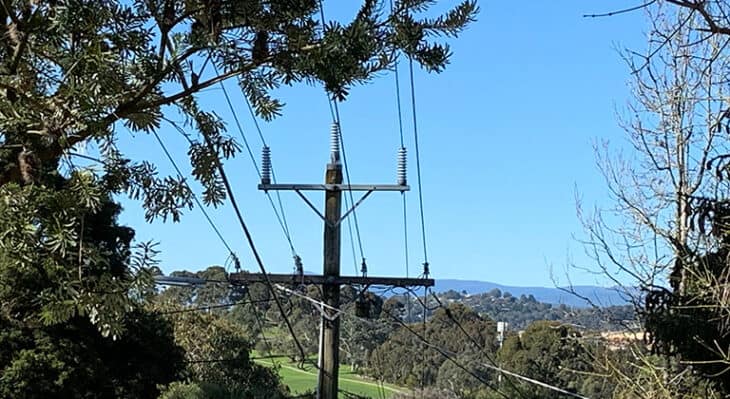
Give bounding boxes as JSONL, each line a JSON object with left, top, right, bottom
{"left": 255, "top": 356, "right": 406, "bottom": 399}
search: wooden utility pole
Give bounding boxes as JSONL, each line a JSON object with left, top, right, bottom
{"left": 319, "top": 159, "right": 343, "bottom": 399}
{"left": 226, "top": 123, "right": 434, "bottom": 399}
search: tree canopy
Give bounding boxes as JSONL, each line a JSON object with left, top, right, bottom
{"left": 0, "top": 1, "right": 479, "bottom": 397}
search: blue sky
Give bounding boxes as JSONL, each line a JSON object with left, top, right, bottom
{"left": 117, "top": 1, "right": 649, "bottom": 287}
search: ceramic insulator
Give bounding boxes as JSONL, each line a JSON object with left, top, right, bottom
{"left": 330, "top": 122, "right": 341, "bottom": 162}
{"left": 397, "top": 146, "right": 407, "bottom": 185}
{"left": 261, "top": 146, "right": 272, "bottom": 184}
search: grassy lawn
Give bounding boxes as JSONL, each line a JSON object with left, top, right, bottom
{"left": 255, "top": 355, "right": 406, "bottom": 399}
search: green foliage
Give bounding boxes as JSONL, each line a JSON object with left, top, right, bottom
{"left": 0, "top": 0, "right": 478, "bottom": 216}
{"left": 159, "top": 382, "right": 208, "bottom": 399}
{"left": 435, "top": 353, "right": 492, "bottom": 399}
{"left": 643, "top": 206, "right": 730, "bottom": 393}
{"left": 154, "top": 295, "right": 287, "bottom": 398}
{"left": 0, "top": 174, "right": 158, "bottom": 336}
{"left": 0, "top": 172, "right": 185, "bottom": 398}
{"left": 497, "top": 321, "right": 605, "bottom": 399}
{"left": 370, "top": 303, "right": 497, "bottom": 389}
{"left": 158, "top": 381, "right": 260, "bottom": 399}
{"left": 0, "top": 308, "right": 185, "bottom": 399}
{"left": 438, "top": 290, "right": 634, "bottom": 330}
{"left": 340, "top": 292, "right": 391, "bottom": 372}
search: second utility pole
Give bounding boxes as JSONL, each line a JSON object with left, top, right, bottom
{"left": 319, "top": 148, "right": 343, "bottom": 399}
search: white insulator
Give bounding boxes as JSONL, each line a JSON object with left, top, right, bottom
{"left": 330, "top": 122, "right": 341, "bottom": 162}
{"left": 261, "top": 146, "right": 272, "bottom": 184}
{"left": 397, "top": 146, "right": 407, "bottom": 185}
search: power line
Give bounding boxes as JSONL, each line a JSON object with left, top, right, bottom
{"left": 262, "top": 284, "right": 580, "bottom": 399}
{"left": 241, "top": 87, "right": 267, "bottom": 145}
{"left": 156, "top": 297, "right": 274, "bottom": 315}
{"left": 376, "top": 303, "right": 581, "bottom": 399}
{"left": 332, "top": 104, "right": 366, "bottom": 268}
{"left": 275, "top": 283, "right": 341, "bottom": 316}
{"left": 238, "top": 93, "right": 299, "bottom": 264}
{"left": 213, "top": 69, "right": 297, "bottom": 256}
{"left": 322, "top": 298, "right": 508, "bottom": 398}
{"left": 401, "top": 193, "right": 411, "bottom": 318}
{"left": 482, "top": 363, "right": 592, "bottom": 399}
{"left": 185, "top": 354, "right": 291, "bottom": 364}
{"left": 240, "top": 88, "right": 297, "bottom": 256}
{"left": 198, "top": 128, "right": 309, "bottom": 362}
{"left": 389, "top": 0, "right": 412, "bottom": 320}
{"left": 428, "top": 293, "right": 528, "bottom": 399}
{"left": 420, "top": 286, "right": 428, "bottom": 399}
{"left": 408, "top": 57, "right": 429, "bottom": 274}
{"left": 390, "top": 0, "right": 406, "bottom": 149}
{"left": 243, "top": 284, "right": 280, "bottom": 368}
{"left": 378, "top": 306, "right": 511, "bottom": 399}
{"left": 151, "top": 129, "right": 236, "bottom": 257}
{"left": 396, "top": 289, "right": 585, "bottom": 399}
{"left": 344, "top": 193, "right": 360, "bottom": 275}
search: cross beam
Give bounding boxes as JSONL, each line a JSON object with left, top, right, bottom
{"left": 259, "top": 183, "right": 409, "bottom": 192}
{"left": 228, "top": 272, "right": 434, "bottom": 288}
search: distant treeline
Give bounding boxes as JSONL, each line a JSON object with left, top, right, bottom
{"left": 432, "top": 288, "right": 635, "bottom": 330}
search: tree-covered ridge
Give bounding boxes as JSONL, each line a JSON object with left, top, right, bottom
{"left": 435, "top": 289, "right": 635, "bottom": 330}
{"left": 155, "top": 266, "right": 645, "bottom": 399}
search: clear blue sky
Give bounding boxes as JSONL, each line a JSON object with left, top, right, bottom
{"left": 116, "top": 1, "right": 648, "bottom": 287}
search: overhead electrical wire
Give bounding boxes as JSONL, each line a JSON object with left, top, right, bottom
{"left": 157, "top": 297, "right": 274, "bottom": 315}
{"left": 397, "top": 30, "right": 433, "bottom": 394}
{"left": 213, "top": 68, "right": 298, "bottom": 257}
{"left": 281, "top": 286, "right": 488, "bottom": 396}
{"left": 185, "top": 354, "right": 291, "bottom": 364}
{"left": 344, "top": 197, "right": 360, "bottom": 275}
{"left": 240, "top": 93, "right": 297, "bottom": 258}
{"left": 332, "top": 105, "right": 366, "bottom": 262}
{"left": 157, "top": 120, "right": 304, "bottom": 366}
{"left": 376, "top": 307, "right": 511, "bottom": 399}
{"left": 402, "top": 288, "right": 588, "bottom": 399}
{"left": 280, "top": 284, "right": 578, "bottom": 399}
{"left": 420, "top": 286, "right": 428, "bottom": 398}
{"left": 429, "top": 293, "right": 529, "bottom": 399}
{"left": 243, "top": 286, "right": 280, "bottom": 368}
{"left": 196, "top": 125, "right": 309, "bottom": 363}
{"left": 408, "top": 57, "right": 430, "bottom": 276}
{"left": 382, "top": 301, "right": 591, "bottom": 399}
{"left": 481, "top": 363, "right": 591, "bottom": 399}
{"left": 151, "top": 129, "right": 237, "bottom": 258}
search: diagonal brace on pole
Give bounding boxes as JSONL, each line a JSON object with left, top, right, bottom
{"left": 294, "top": 189, "right": 374, "bottom": 228}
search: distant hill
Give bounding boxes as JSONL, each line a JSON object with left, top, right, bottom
{"left": 434, "top": 279, "right": 630, "bottom": 308}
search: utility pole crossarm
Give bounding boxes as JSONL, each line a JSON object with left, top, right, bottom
{"left": 228, "top": 272, "right": 435, "bottom": 288}
{"left": 259, "top": 183, "right": 409, "bottom": 192}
